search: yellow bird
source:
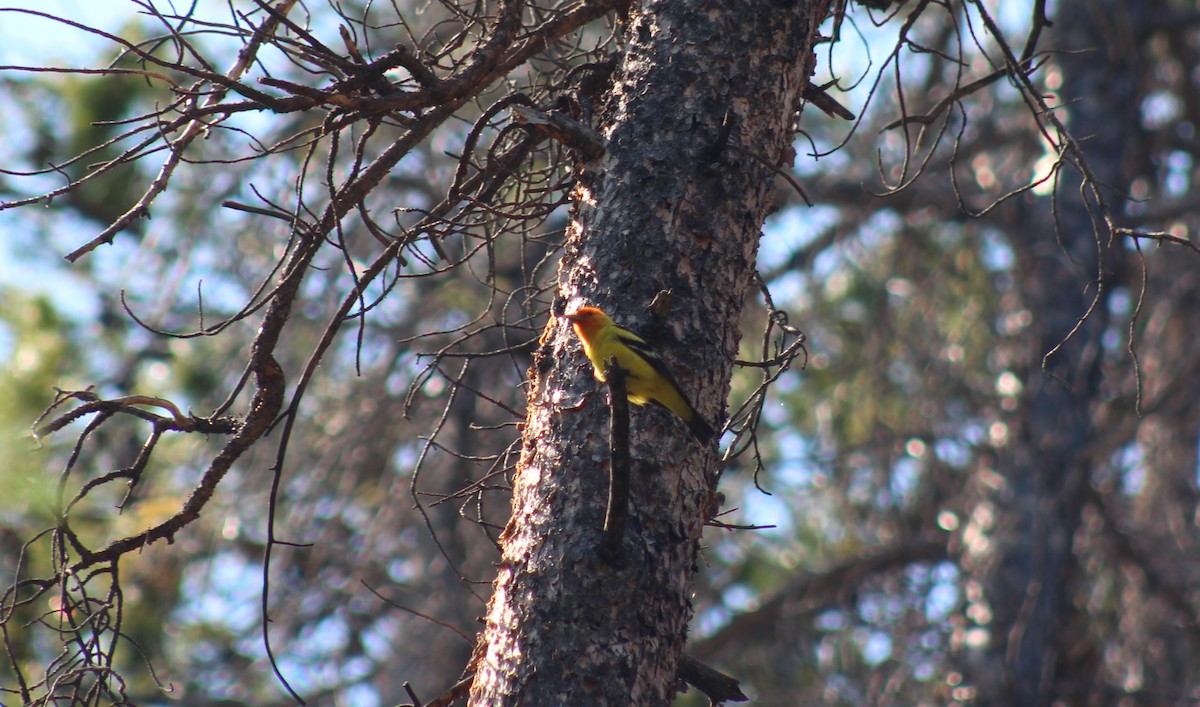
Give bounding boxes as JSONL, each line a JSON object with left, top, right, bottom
{"left": 565, "top": 306, "right": 716, "bottom": 444}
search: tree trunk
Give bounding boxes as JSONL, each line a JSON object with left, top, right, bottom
{"left": 965, "top": 1, "right": 1137, "bottom": 703}
{"left": 469, "top": 1, "right": 826, "bottom": 703}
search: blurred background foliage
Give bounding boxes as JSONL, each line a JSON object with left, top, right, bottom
{"left": 2, "top": 0, "right": 1200, "bottom": 705}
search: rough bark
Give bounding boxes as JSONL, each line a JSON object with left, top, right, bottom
{"left": 469, "top": 0, "right": 826, "bottom": 703}
{"left": 964, "top": 1, "right": 1136, "bottom": 703}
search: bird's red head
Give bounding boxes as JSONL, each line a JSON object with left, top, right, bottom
{"left": 565, "top": 306, "right": 610, "bottom": 337}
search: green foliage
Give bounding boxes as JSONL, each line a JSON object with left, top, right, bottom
{"left": 0, "top": 290, "right": 71, "bottom": 524}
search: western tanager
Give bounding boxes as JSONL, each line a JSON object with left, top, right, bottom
{"left": 565, "top": 306, "right": 716, "bottom": 444}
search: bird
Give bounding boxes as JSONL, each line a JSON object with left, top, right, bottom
{"left": 565, "top": 305, "right": 716, "bottom": 444}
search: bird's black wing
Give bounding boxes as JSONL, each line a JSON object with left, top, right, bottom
{"left": 614, "top": 329, "right": 684, "bottom": 388}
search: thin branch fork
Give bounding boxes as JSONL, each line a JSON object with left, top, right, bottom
{"left": 61, "top": 0, "right": 304, "bottom": 263}
{"left": 60, "top": 355, "right": 285, "bottom": 576}
{"left": 32, "top": 389, "right": 239, "bottom": 440}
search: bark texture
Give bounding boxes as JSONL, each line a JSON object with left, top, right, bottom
{"left": 470, "top": 0, "right": 826, "bottom": 703}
